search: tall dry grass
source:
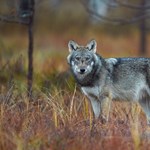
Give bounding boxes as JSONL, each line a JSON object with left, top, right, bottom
{"left": 0, "top": 81, "right": 150, "bottom": 150}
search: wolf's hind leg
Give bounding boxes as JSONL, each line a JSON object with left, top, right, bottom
{"left": 139, "top": 93, "right": 150, "bottom": 125}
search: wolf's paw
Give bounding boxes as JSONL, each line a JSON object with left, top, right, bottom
{"left": 99, "top": 116, "right": 108, "bottom": 124}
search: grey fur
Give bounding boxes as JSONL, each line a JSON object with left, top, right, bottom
{"left": 67, "top": 40, "right": 150, "bottom": 124}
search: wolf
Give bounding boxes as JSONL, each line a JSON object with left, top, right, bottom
{"left": 67, "top": 39, "right": 150, "bottom": 124}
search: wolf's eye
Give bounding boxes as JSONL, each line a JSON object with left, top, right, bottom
{"left": 75, "top": 56, "right": 81, "bottom": 61}
{"left": 85, "top": 56, "right": 90, "bottom": 61}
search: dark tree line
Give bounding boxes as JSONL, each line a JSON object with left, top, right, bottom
{"left": 82, "top": 0, "right": 150, "bottom": 55}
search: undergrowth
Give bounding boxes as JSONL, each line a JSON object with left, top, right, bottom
{"left": 0, "top": 82, "right": 150, "bottom": 150}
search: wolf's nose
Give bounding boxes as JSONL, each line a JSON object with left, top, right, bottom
{"left": 80, "top": 69, "right": 86, "bottom": 74}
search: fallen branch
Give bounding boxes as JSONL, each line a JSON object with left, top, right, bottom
{"left": 0, "top": 15, "right": 29, "bottom": 25}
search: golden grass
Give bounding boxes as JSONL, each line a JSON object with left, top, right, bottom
{"left": 0, "top": 83, "right": 150, "bottom": 150}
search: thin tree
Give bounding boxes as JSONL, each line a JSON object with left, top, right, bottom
{"left": 82, "top": 0, "right": 150, "bottom": 55}
{"left": 0, "top": 0, "right": 35, "bottom": 97}
{"left": 25, "top": 0, "right": 35, "bottom": 97}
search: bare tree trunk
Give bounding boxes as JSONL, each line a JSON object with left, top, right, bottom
{"left": 0, "top": 0, "right": 35, "bottom": 97}
{"left": 27, "top": 0, "right": 34, "bottom": 97}
{"left": 139, "top": 0, "right": 147, "bottom": 55}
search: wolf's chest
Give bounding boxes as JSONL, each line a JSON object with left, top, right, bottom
{"left": 81, "top": 86, "right": 109, "bottom": 100}
{"left": 81, "top": 86, "right": 100, "bottom": 97}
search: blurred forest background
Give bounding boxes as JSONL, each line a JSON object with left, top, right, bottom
{"left": 0, "top": 1, "right": 150, "bottom": 150}
{"left": 0, "top": 0, "right": 150, "bottom": 95}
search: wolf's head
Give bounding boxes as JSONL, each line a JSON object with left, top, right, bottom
{"left": 67, "top": 40, "right": 101, "bottom": 83}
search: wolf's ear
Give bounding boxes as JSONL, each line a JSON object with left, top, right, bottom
{"left": 86, "top": 40, "right": 97, "bottom": 53}
{"left": 68, "top": 40, "right": 79, "bottom": 53}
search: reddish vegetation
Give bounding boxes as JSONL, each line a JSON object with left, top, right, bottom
{"left": 0, "top": 90, "right": 150, "bottom": 150}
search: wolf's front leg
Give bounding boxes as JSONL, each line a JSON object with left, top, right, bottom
{"left": 89, "top": 96, "right": 111, "bottom": 123}
{"left": 100, "top": 96, "right": 112, "bottom": 122}
{"left": 90, "top": 98, "right": 101, "bottom": 119}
